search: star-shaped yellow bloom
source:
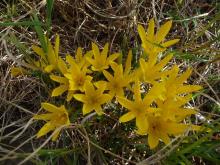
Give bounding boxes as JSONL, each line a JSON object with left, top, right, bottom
{"left": 163, "top": 65, "right": 202, "bottom": 100}
{"left": 33, "top": 103, "right": 70, "bottom": 141}
{"left": 138, "top": 19, "right": 179, "bottom": 59}
{"left": 50, "top": 58, "right": 74, "bottom": 101}
{"left": 65, "top": 61, "right": 92, "bottom": 92}
{"left": 141, "top": 114, "right": 200, "bottom": 149}
{"left": 156, "top": 94, "right": 197, "bottom": 122}
{"left": 137, "top": 53, "right": 173, "bottom": 84}
{"left": 32, "top": 34, "right": 61, "bottom": 73}
{"left": 66, "top": 47, "right": 92, "bottom": 69}
{"left": 86, "top": 43, "right": 119, "bottom": 72}
{"left": 103, "top": 63, "right": 133, "bottom": 98}
{"left": 117, "top": 80, "right": 165, "bottom": 133}
{"left": 73, "top": 81, "right": 111, "bottom": 115}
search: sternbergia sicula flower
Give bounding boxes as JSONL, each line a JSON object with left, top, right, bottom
{"left": 73, "top": 81, "right": 111, "bottom": 115}
{"left": 86, "top": 43, "right": 119, "bottom": 72}
{"left": 32, "top": 34, "right": 61, "bottom": 73}
{"left": 162, "top": 65, "right": 202, "bottom": 100}
{"left": 64, "top": 60, "right": 92, "bottom": 92}
{"left": 50, "top": 58, "right": 75, "bottom": 101}
{"left": 138, "top": 113, "right": 200, "bottom": 149}
{"left": 117, "top": 80, "right": 165, "bottom": 133}
{"left": 137, "top": 53, "right": 173, "bottom": 84}
{"left": 66, "top": 47, "right": 92, "bottom": 69}
{"left": 11, "top": 35, "right": 62, "bottom": 76}
{"left": 137, "top": 19, "right": 179, "bottom": 59}
{"left": 33, "top": 103, "right": 70, "bottom": 141}
{"left": 156, "top": 94, "right": 197, "bottom": 122}
{"left": 103, "top": 63, "right": 133, "bottom": 98}
{"left": 12, "top": 18, "right": 203, "bottom": 149}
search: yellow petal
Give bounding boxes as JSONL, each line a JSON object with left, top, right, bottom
{"left": 136, "top": 115, "right": 149, "bottom": 133}
{"left": 173, "top": 108, "right": 197, "bottom": 121}
{"left": 124, "top": 50, "right": 132, "bottom": 74}
{"left": 52, "top": 129, "right": 61, "bottom": 141}
{"left": 66, "top": 90, "right": 75, "bottom": 102}
{"left": 47, "top": 40, "right": 57, "bottom": 65}
{"left": 143, "top": 83, "right": 165, "bottom": 104}
{"left": 44, "top": 65, "right": 55, "bottom": 73}
{"left": 50, "top": 75, "right": 68, "bottom": 84}
{"left": 33, "top": 114, "right": 55, "bottom": 121}
{"left": 155, "top": 53, "right": 173, "bottom": 71}
{"left": 41, "top": 103, "right": 60, "bottom": 113}
{"left": 119, "top": 112, "right": 135, "bottom": 123}
{"left": 82, "top": 104, "right": 93, "bottom": 115}
{"left": 85, "top": 57, "right": 95, "bottom": 66}
{"left": 103, "top": 70, "right": 113, "bottom": 81}
{"left": 161, "top": 39, "right": 179, "bottom": 47}
{"left": 32, "top": 45, "right": 47, "bottom": 61}
{"left": 190, "top": 125, "right": 201, "bottom": 131}
{"left": 101, "top": 43, "right": 109, "bottom": 61}
{"left": 11, "top": 67, "right": 28, "bottom": 77}
{"left": 176, "top": 85, "right": 202, "bottom": 94}
{"left": 84, "top": 81, "right": 95, "bottom": 96}
{"left": 94, "top": 105, "right": 103, "bottom": 115}
{"left": 115, "top": 89, "right": 124, "bottom": 97}
{"left": 94, "top": 81, "right": 107, "bottom": 89}
{"left": 177, "top": 68, "right": 192, "bottom": 84}
{"left": 155, "top": 20, "right": 172, "bottom": 43}
{"left": 107, "top": 53, "right": 119, "bottom": 62}
{"left": 66, "top": 54, "right": 75, "bottom": 66}
{"left": 58, "top": 58, "right": 68, "bottom": 75}
{"left": 147, "top": 18, "right": 155, "bottom": 41}
{"left": 148, "top": 134, "right": 159, "bottom": 149}
{"left": 54, "top": 34, "right": 60, "bottom": 58}
{"left": 76, "top": 47, "right": 83, "bottom": 62}
{"left": 64, "top": 73, "right": 72, "bottom": 80}
{"left": 139, "top": 58, "right": 147, "bottom": 73}
{"left": 159, "top": 132, "right": 170, "bottom": 145}
{"left": 37, "top": 122, "right": 55, "bottom": 138}
{"left": 137, "top": 24, "right": 147, "bottom": 44}
{"left": 73, "top": 94, "right": 87, "bottom": 102}
{"left": 117, "top": 97, "right": 134, "bottom": 110}
{"left": 52, "top": 85, "right": 68, "bottom": 97}
{"left": 166, "top": 123, "right": 188, "bottom": 135}
{"left": 133, "top": 80, "right": 141, "bottom": 102}
{"left": 99, "top": 94, "right": 111, "bottom": 104}
{"left": 92, "top": 42, "right": 100, "bottom": 59}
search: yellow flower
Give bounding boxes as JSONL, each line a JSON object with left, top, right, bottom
{"left": 50, "top": 58, "right": 74, "bottom": 101}
{"left": 64, "top": 60, "right": 92, "bottom": 92}
{"left": 32, "top": 34, "right": 61, "bottom": 73}
{"left": 137, "top": 53, "right": 173, "bottom": 83}
{"left": 66, "top": 47, "right": 92, "bottom": 69}
{"left": 86, "top": 43, "right": 119, "bottom": 72}
{"left": 103, "top": 63, "right": 133, "bottom": 98}
{"left": 33, "top": 103, "right": 70, "bottom": 141}
{"left": 117, "top": 80, "right": 165, "bottom": 133}
{"left": 138, "top": 19, "right": 179, "bottom": 57}
{"left": 73, "top": 81, "right": 111, "bottom": 115}
{"left": 141, "top": 114, "right": 200, "bottom": 149}
{"left": 156, "top": 94, "right": 197, "bottom": 122}
{"left": 163, "top": 65, "right": 202, "bottom": 100}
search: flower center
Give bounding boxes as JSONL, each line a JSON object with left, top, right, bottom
{"left": 76, "top": 75, "right": 85, "bottom": 86}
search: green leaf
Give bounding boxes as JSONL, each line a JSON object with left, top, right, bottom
{"left": 32, "top": 13, "right": 47, "bottom": 53}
